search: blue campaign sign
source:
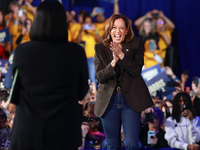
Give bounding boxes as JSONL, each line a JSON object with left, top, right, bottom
{"left": 0, "top": 59, "right": 8, "bottom": 76}
{"left": 145, "top": 71, "right": 176, "bottom": 97}
{"left": 141, "top": 64, "right": 161, "bottom": 81}
{"left": 0, "top": 28, "right": 10, "bottom": 43}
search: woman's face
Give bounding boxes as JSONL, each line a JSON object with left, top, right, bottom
{"left": 84, "top": 17, "right": 92, "bottom": 25}
{"left": 143, "top": 21, "right": 151, "bottom": 34}
{"left": 110, "top": 18, "right": 128, "bottom": 44}
{"left": 156, "top": 18, "right": 165, "bottom": 30}
{"left": 11, "top": 5, "right": 19, "bottom": 15}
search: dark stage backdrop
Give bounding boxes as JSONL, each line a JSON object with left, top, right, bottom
{"left": 30, "top": 0, "right": 200, "bottom": 86}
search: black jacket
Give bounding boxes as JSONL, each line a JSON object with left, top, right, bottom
{"left": 10, "top": 41, "right": 89, "bottom": 150}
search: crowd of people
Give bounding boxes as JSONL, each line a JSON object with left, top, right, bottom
{"left": 0, "top": 0, "right": 200, "bottom": 150}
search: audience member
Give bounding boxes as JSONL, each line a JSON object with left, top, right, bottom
{"left": 76, "top": 12, "right": 101, "bottom": 87}
{"left": 18, "top": 0, "right": 36, "bottom": 22}
{"left": 192, "top": 82, "right": 200, "bottom": 117}
{"left": 0, "top": 108, "right": 10, "bottom": 150}
{"left": 143, "top": 36, "right": 163, "bottom": 69}
{"left": 138, "top": 19, "right": 158, "bottom": 44}
{"left": 0, "top": 10, "right": 8, "bottom": 59}
{"left": 91, "top": 0, "right": 119, "bottom": 38}
{"left": 165, "top": 92, "right": 200, "bottom": 150}
{"left": 69, "top": 10, "right": 86, "bottom": 42}
{"left": 5, "top": 1, "right": 21, "bottom": 51}
{"left": 140, "top": 107, "right": 169, "bottom": 149}
{"left": 16, "top": 18, "right": 32, "bottom": 45}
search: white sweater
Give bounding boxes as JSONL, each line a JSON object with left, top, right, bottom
{"left": 164, "top": 116, "right": 200, "bottom": 150}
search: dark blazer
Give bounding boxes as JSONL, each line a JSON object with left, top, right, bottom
{"left": 94, "top": 37, "right": 153, "bottom": 117}
{"left": 10, "top": 41, "right": 89, "bottom": 150}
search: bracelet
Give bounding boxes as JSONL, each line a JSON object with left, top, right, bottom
{"left": 95, "top": 30, "right": 99, "bottom": 34}
{"left": 90, "top": 13, "right": 94, "bottom": 17}
{"left": 144, "top": 15, "right": 147, "bottom": 19}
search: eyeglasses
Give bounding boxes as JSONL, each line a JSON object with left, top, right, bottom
{"left": 156, "top": 21, "right": 164, "bottom": 24}
{"left": 88, "top": 117, "right": 100, "bottom": 122}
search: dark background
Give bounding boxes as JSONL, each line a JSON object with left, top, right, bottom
{"left": 23, "top": 0, "right": 200, "bottom": 86}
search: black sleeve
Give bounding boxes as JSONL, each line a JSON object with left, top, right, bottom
{"left": 16, "top": 34, "right": 24, "bottom": 45}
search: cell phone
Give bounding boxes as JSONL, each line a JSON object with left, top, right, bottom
{"left": 18, "top": 8, "right": 23, "bottom": 17}
{"left": 167, "top": 81, "right": 179, "bottom": 87}
{"left": 24, "top": 21, "right": 27, "bottom": 28}
{"left": 96, "top": 7, "right": 104, "bottom": 13}
{"left": 193, "top": 76, "right": 199, "bottom": 87}
{"left": 149, "top": 41, "right": 155, "bottom": 51}
{"left": 156, "top": 90, "right": 163, "bottom": 100}
{"left": 182, "top": 104, "right": 189, "bottom": 112}
{"left": 83, "top": 24, "right": 92, "bottom": 30}
{"left": 147, "top": 131, "right": 155, "bottom": 144}
{"left": 151, "top": 13, "right": 159, "bottom": 18}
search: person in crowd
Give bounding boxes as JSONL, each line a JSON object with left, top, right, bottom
{"left": 17, "top": 0, "right": 36, "bottom": 22}
{"left": 192, "top": 81, "right": 200, "bottom": 117}
{"left": 138, "top": 18, "right": 158, "bottom": 44}
{"left": 134, "top": 10, "right": 175, "bottom": 65}
{"left": 69, "top": 10, "right": 86, "bottom": 42}
{"left": 143, "top": 36, "right": 163, "bottom": 69}
{"left": 16, "top": 18, "right": 31, "bottom": 45}
{"left": 94, "top": 13, "right": 153, "bottom": 150}
{"left": 7, "top": 1, "right": 89, "bottom": 149}
{"left": 76, "top": 12, "right": 101, "bottom": 87}
{"left": 140, "top": 107, "right": 169, "bottom": 149}
{"left": 0, "top": 108, "right": 10, "bottom": 150}
{"left": 165, "top": 92, "right": 200, "bottom": 150}
{"left": 134, "top": 9, "right": 175, "bottom": 31}
{"left": 91, "top": 0, "right": 119, "bottom": 39}
{"left": 5, "top": 1, "right": 21, "bottom": 51}
{"left": 79, "top": 112, "right": 105, "bottom": 149}
{"left": 66, "top": 10, "right": 77, "bottom": 28}
{"left": 0, "top": 10, "right": 8, "bottom": 59}
{"left": 156, "top": 16, "right": 172, "bottom": 51}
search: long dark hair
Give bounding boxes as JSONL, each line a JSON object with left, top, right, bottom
{"left": 172, "top": 92, "right": 193, "bottom": 123}
{"left": 29, "top": 1, "right": 68, "bottom": 43}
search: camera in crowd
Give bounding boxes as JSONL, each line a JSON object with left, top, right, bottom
{"left": 144, "top": 111, "right": 154, "bottom": 123}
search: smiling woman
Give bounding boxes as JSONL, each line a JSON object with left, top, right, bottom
{"left": 94, "top": 13, "right": 153, "bottom": 150}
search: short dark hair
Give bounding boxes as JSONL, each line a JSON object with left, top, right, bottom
{"left": 29, "top": 1, "right": 68, "bottom": 43}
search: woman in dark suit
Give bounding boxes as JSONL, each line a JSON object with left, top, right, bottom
{"left": 9, "top": 1, "right": 89, "bottom": 150}
{"left": 94, "top": 14, "right": 153, "bottom": 150}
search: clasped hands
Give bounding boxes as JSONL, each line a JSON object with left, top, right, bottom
{"left": 110, "top": 41, "right": 124, "bottom": 67}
